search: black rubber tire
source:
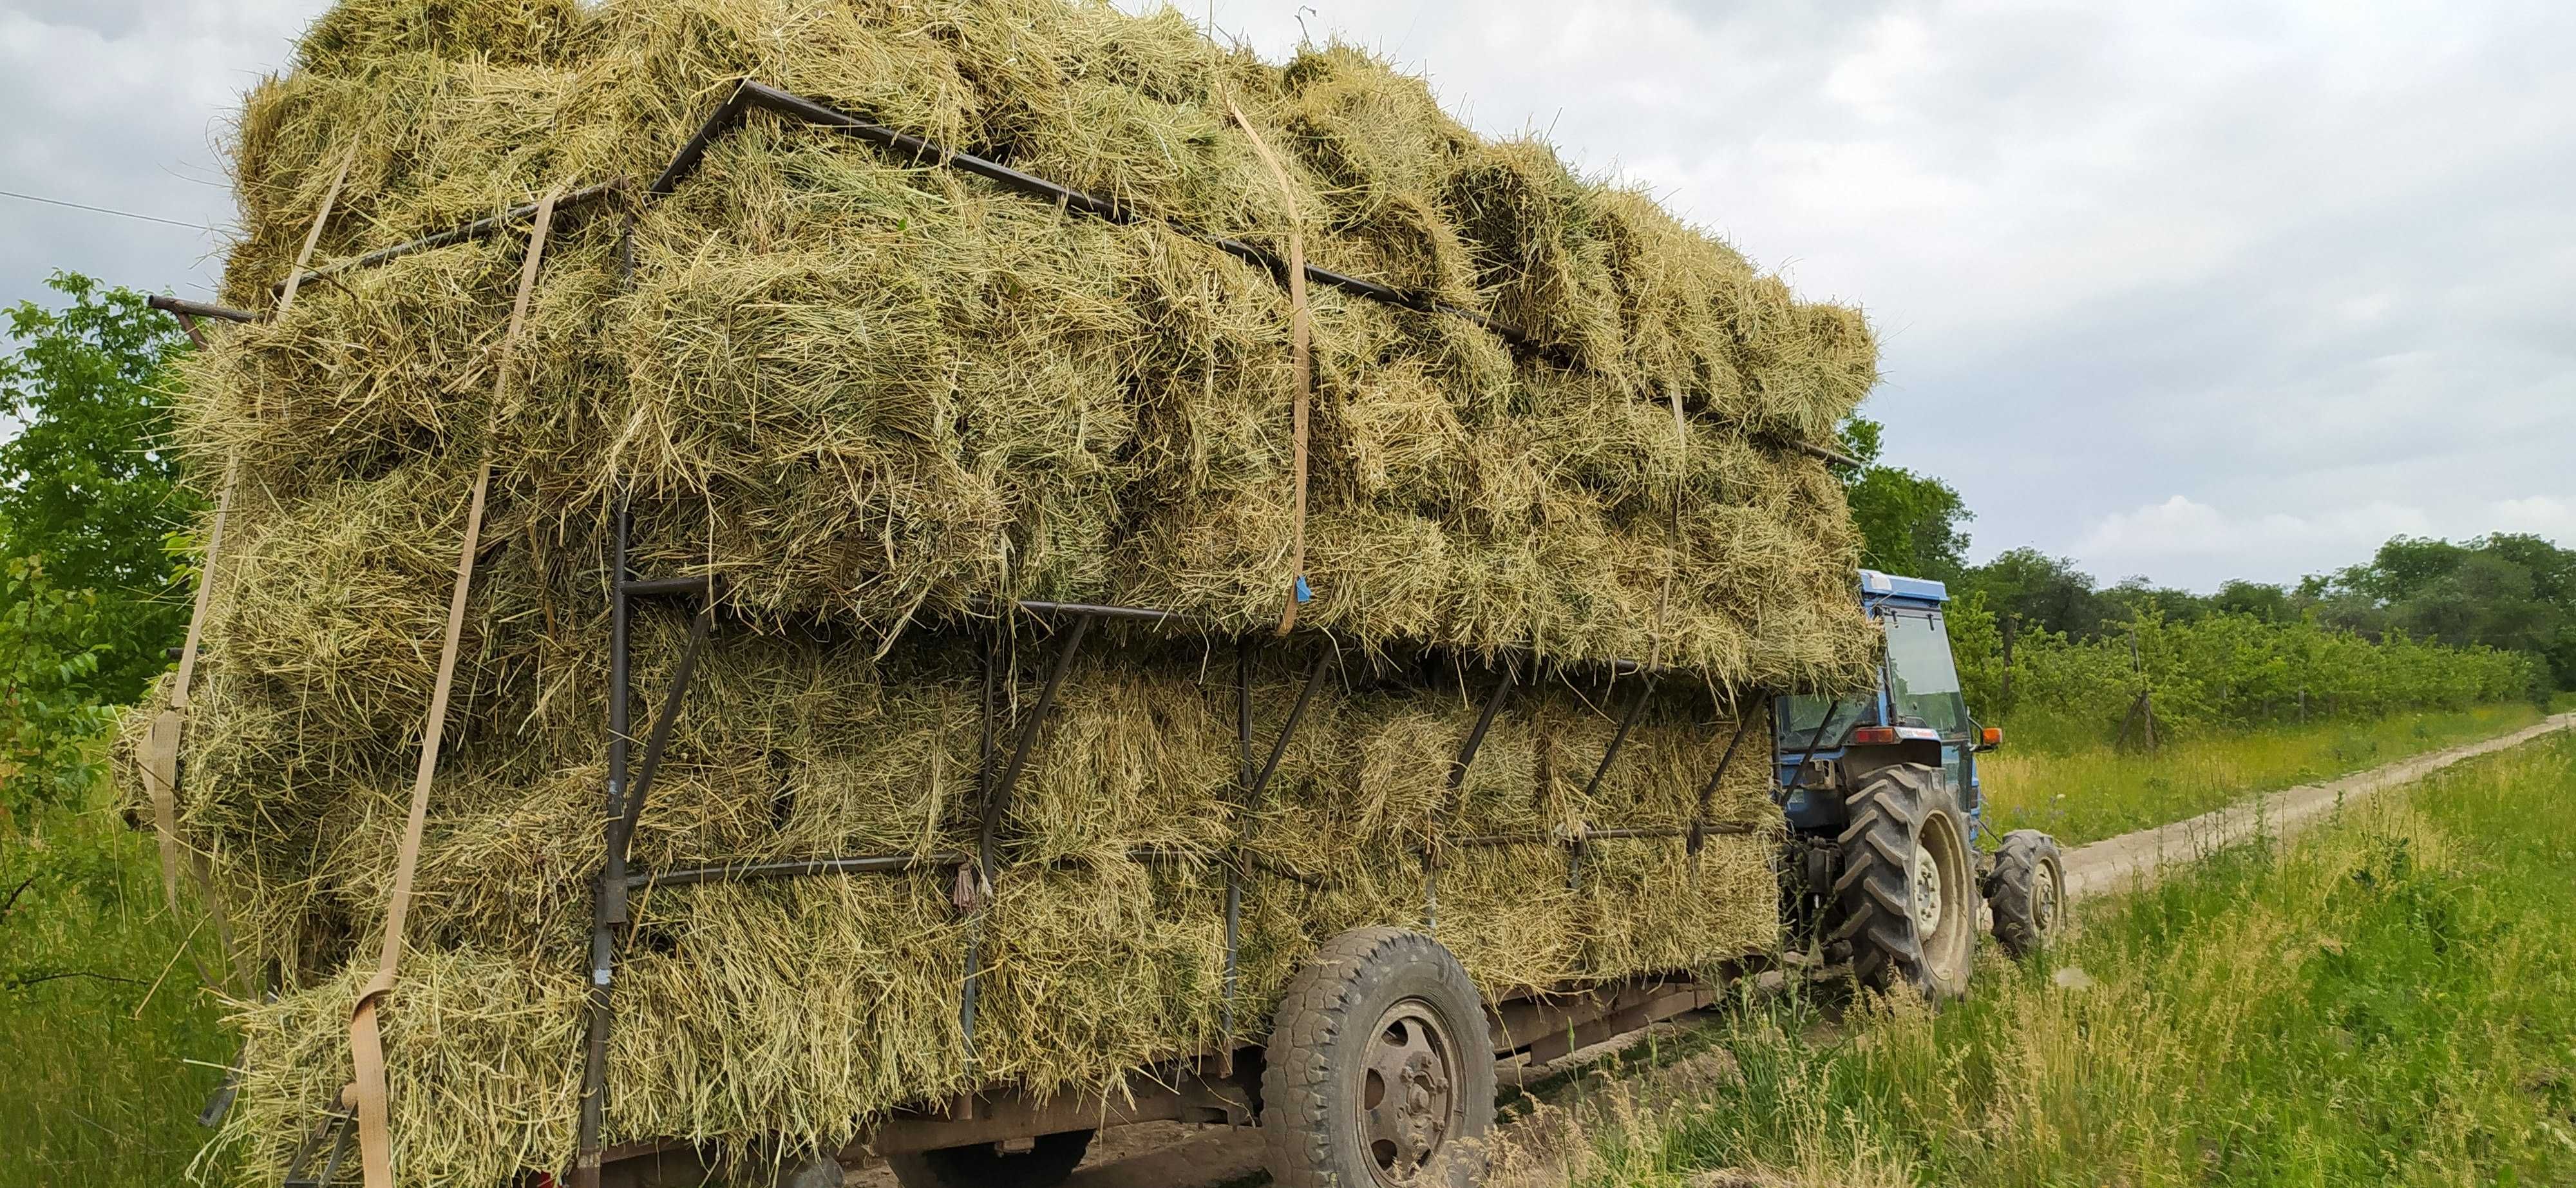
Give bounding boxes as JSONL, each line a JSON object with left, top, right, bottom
{"left": 1987, "top": 829, "right": 2067, "bottom": 958}
{"left": 884, "top": 1129, "right": 1092, "bottom": 1188}
{"left": 1261, "top": 926, "right": 1497, "bottom": 1188}
{"left": 1832, "top": 763, "right": 1976, "bottom": 999}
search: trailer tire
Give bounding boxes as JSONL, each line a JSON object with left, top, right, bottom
{"left": 1262, "top": 927, "right": 1495, "bottom": 1188}
{"left": 1986, "top": 829, "right": 2066, "bottom": 958}
{"left": 884, "top": 1129, "right": 1092, "bottom": 1188}
{"left": 1833, "top": 763, "right": 1975, "bottom": 999}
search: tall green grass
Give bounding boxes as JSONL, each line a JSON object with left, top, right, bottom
{"left": 1980, "top": 702, "right": 2548, "bottom": 845}
{"left": 1533, "top": 733, "right": 2576, "bottom": 1187}
{"left": 0, "top": 802, "right": 229, "bottom": 1188}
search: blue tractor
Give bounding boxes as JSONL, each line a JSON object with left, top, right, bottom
{"left": 1772, "top": 570, "right": 2067, "bottom": 997}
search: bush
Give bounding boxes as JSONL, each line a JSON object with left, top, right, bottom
{"left": 1952, "top": 595, "right": 2538, "bottom": 751}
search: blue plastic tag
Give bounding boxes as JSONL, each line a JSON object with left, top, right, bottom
{"left": 1294, "top": 573, "right": 1312, "bottom": 604}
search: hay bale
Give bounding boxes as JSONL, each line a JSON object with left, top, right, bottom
{"left": 147, "top": 1, "right": 1895, "bottom": 1180}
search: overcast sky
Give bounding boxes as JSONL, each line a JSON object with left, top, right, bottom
{"left": 3, "top": 0, "right": 2570, "bottom": 590}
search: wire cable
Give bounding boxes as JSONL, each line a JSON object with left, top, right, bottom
{"left": 0, "top": 187, "right": 215, "bottom": 231}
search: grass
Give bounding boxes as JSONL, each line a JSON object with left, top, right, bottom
{"left": 0, "top": 799, "right": 231, "bottom": 1188}
{"left": 4, "top": 702, "right": 2563, "bottom": 1187}
{"left": 1524, "top": 730, "right": 2576, "bottom": 1187}
{"left": 1980, "top": 702, "right": 2550, "bottom": 845}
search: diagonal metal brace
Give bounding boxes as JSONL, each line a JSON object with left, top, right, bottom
{"left": 1688, "top": 701, "right": 1765, "bottom": 856}
{"left": 280, "top": 1102, "right": 355, "bottom": 1188}
{"left": 1426, "top": 664, "right": 1518, "bottom": 929}
{"left": 598, "top": 589, "right": 714, "bottom": 928}
{"left": 960, "top": 611, "right": 1094, "bottom": 1059}
{"left": 1567, "top": 674, "right": 1658, "bottom": 891}
{"left": 1221, "top": 642, "right": 1335, "bottom": 1068}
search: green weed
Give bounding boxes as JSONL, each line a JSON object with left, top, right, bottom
{"left": 1980, "top": 702, "right": 2546, "bottom": 845}
{"left": 1, "top": 801, "right": 229, "bottom": 1188}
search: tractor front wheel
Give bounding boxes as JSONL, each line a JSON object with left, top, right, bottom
{"left": 1986, "top": 829, "right": 2067, "bottom": 957}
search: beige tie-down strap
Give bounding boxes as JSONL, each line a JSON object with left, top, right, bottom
{"left": 1226, "top": 102, "right": 1313, "bottom": 636}
{"left": 144, "top": 457, "right": 234, "bottom": 919}
{"left": 346, "top": 185, "right": 562, "bottom": 1188}
{"left": 141, "top": 147, "right": 357, "bottom": 997}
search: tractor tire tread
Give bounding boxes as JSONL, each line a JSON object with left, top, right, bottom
{"left": 1835, "top": 763, "right": 1973, "bottom": 999}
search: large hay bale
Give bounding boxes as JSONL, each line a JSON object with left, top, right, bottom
{"left": 146, "top": 1, "right": 1888, "bottom": 1182}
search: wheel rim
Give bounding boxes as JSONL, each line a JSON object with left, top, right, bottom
{"left": 1356, "top": 997, "right": 1463, "bottom": 1185}
{"left": 1911, "top": 842, "right": 1944, "bottom": 934}
{"left": 1913, "top": 809, "right": 1973, "bottom": 988}
{"left": 2034, "top": 857, "right": 2063, "bottom": 934}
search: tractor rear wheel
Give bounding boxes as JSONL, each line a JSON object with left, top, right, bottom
{"left": 884, "top": 1129, "right": 1092, "bottom": 1188}
{"left": 1833, "top": 763, "right": 1976, "bottom": 999}
{"left": 1262, "top": 927, "right": 1496, "bottom": 1188}
{"left": 1986, "top": 829, "right": 2066, "bottom": 957}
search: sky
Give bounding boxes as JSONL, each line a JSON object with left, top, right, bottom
{"left": 1, "top": 0, "right": 2570, "bottom": 591}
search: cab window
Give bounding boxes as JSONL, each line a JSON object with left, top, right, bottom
{"left": 1884, "top": 611, "right": 1969, "bottom": 737}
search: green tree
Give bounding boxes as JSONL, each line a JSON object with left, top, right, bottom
{"left": 1837, "top": 415, "right": 1973, "bottom": 583}
{"left": 2211, "top": 579, "right": 2293, "bottom": 623}
{"left": 0, "top": 557, "right": 122, "bottom": 817}
{"left": 2304, "top": 533, "right": 2576, "bottom": 691}
{"left": 1957, "top": 548, "right": 2117, "bottom": 638}
{"left": 2102, "top": 577, "right": 2214, "bottom": 624}
{"left": 0, "top": 273, "right": 196, "bottom": 705}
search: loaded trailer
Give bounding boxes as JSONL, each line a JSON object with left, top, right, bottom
{"left": 132, "top": 6, "right": 2051, "bottom": 1186}
{"left": 549, "top": 570, "right": 2066, "bottom": 1188}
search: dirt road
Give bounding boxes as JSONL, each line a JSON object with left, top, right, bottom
{"left": 857, "top": 713, "right": 2575, "bottom": 1188}
{"left": 2058, "top": 711, "right": 2573, "bottom": 902}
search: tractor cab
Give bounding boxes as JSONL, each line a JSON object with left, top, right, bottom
{"left": 1773, "top": 570, "right": 1989, "bottom": 836}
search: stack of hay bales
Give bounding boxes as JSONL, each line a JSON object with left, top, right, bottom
{"left": 142, "top": 0, "right": 1882, "bottom": 1182}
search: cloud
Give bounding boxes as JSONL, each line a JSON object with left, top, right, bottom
{"left": 4, "top": 0, "right": 2570, "bottom": 593}
{"left": 2078, "top": 494, "right": 2434, "bottom": 560}
{"left": 0, "top": 2, "right": 324, "bottom": 309}
{"left": 2492, "top": 495, "right": 2576, "bottom": 540}
{"left": 2072, "top": 492, "right": 2576, "bottom": 589}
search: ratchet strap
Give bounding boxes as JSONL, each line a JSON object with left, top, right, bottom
{"left": 346, "top": 185, "right": 561, "bottom": 1188}
{"left": 142, "top": 147, "right": 355, "bottom": 996}
{"left": 1227, "top": 102, "right": 1312, "bottom": 635}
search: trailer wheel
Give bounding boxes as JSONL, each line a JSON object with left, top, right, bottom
{"left": 1833, "top": 763, "right": 1975, "bottom": 999}
{"left": 884, "top": 1129, "right": 1092, "bottom": 1188}
{"left": 1262, "top": 927, "right": 1495, "bottom": 1188}
{"left": 1986, "top": 829, "right": 2066, "bottom": 958}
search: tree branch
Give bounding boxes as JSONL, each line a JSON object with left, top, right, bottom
{"left": 0, "top": 874, "right": 34, "bottom": 925}
{"left": 6, "top": 968, "right": 151, "bottom": 991}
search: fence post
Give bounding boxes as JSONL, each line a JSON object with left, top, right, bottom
{"left": 2114, "top": 628, "right": 2157, "bottom": 753}
{"left": 2000, "top": 613, "right": 2018, "bottom": 711}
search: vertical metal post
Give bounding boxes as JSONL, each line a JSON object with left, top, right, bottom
{"left": 1427, "top": 665, "right": 1516, "bottom": 930}
{"left": 1215, "top": 643, "right": 1332, "bottom": 1066}
{"left": 572, "top": 504, "right": 631, "bottom": 1188}
{"left": 572, "top": 216, "right": 640, "bottom": 1188}
{"left": 961, "top": 624, "right": 998, "bottom": 1065}
{"left": 1220, "top": 639, "right": 1253, "bottom": 1074}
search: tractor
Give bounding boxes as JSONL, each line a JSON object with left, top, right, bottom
{"left": 1775, "top": 570, "right": 2067, "bottom": 997}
